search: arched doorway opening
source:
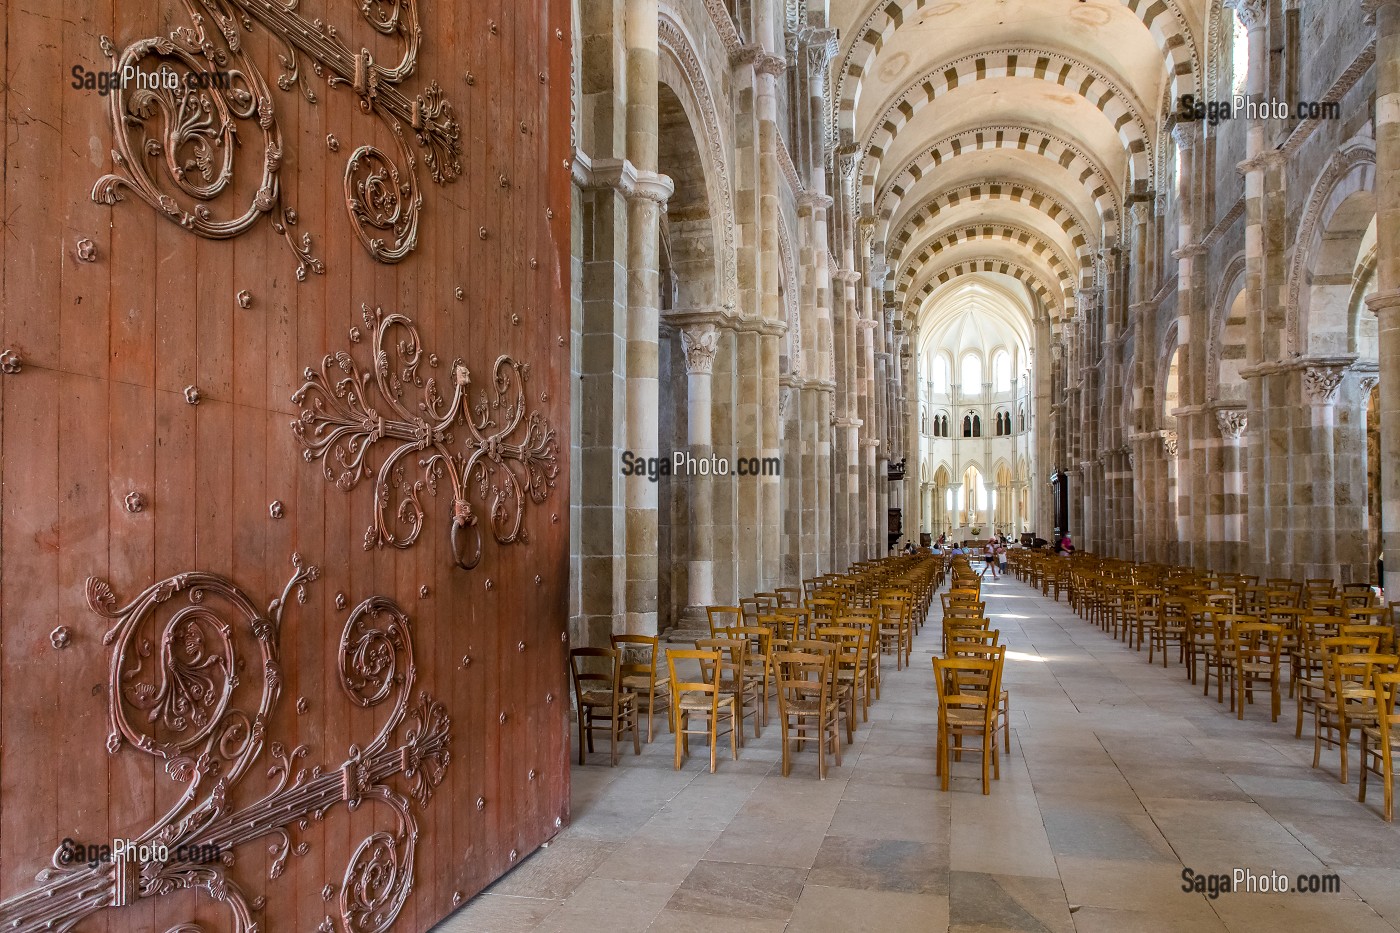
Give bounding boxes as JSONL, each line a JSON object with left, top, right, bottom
{"left": 655, "top": 74, "right": 722, "bottom": 632}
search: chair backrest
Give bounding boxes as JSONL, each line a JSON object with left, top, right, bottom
{"left": 1341, "top": 623, "right": 1396, "bottom": 653}
{"left": 814, "top": 625, "right": 868, "bottom": 668}
{"left": 775, "top": 586, "right": 802, "bottom": 608}
{"left": 718, "top": 625, "right": 773, "bottom": 660}
{"left": 948, "top": 629, "right": 1001, "bottom": 653}
{"left": 666, "top": 648, "right": 722, "bottom": 712}
{"left": 571, "top": 646, "right": 620, "bottom": 699}
{"left": 787, "top": 638, "right": 837, "bottom": 659}
{"left": 1309, "top": 597, "right": 1347, "bottom": 617}
{"left": 932, "top": 649, "right": 1005, "bottom": 727}
{"left": 1329, "top": 652, "right": 1399, "bottom": 700}
{"left": 1373, "top": 671, "right": 1400, "bottom": 745}
{"left": 1301, "top": 616, "right": 1344, "bottom": 648}
{"left": 809, "top": 597, "right": 841, "bottom": 623}
{"left": 1231, "top": 622, "right": 1283, "bottom": 662}
{"left": 610, "top": 634, "right": 659, "bottom": 687}
{"left": 694, "top": 637, "right": 748, "bottom": 684}
{"left": 706, "top": 605, "right": 743, "bottom": 636}
{"left": 773, "top": 651, "right": 833, "bottom": 709}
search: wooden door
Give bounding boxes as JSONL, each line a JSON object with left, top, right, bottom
{"left": 0, "top": 2, "right": 571, "bottom": 931}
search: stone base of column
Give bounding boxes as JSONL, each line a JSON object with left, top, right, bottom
{"left": 667, "top": 605, "right": 713, "bottom": 643}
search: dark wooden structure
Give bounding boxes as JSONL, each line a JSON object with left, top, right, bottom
{"left": 0, "top": 2, "right": 571, "bottom": 930}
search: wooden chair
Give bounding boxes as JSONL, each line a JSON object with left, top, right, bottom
{"left": 1316, "top": 652, "right": 1398, "bottom": 784}
{"left": 933, "top": 648, "right": 1006, "bottom": 794}
{"left": 1151, "top": 596, "right": 1190, "bottom": 668}
{"left": 876, "top": 594, "right": 912, "bottom": 669}
{"left": 775, "top": 586, "right": 803, "bottom": 608}
{"left": 1295, "top": 622, "right": 1361, "bottom": 737}
{"left": 948, "top": 632, "right": 1011, "bottom": 752}
{"left": 696, "top": 637, "right": 758, "bottom": 742}
{"left": 665, "top": 648, "right": 737, "bottom": 772}
{"left": 815, "top": 625, "right": 869, "bottom": 740}
{"left": 839, "top": 613, "right": 882, "bottom": 703}
{"left": 706, "top": 605, "right": 742, "bottom": 636}
{"left": 1359, "top": 671, "right": 1400, "bottom": 821}
{"left": 773, "top": 650, "right": 843, "bottom": 779}
{"left": 1231, "top": 622, "right": 1283, "bottom": 722}
{"left": 611, "top": 633, "right": 670, "bottom": 743}
{"left": 1128, "top": 588, "right": 1163, "bottom": 651}
{"left": 719, "top": 625, "right": 775, "bottom": 730}
{"left": 570, "top": 647, "right": 640, "bottom": 766}
{"left": 788, "top": 638, "right": 850, "bottom": 746}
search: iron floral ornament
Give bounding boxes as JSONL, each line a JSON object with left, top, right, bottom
{"left": 292, "top": 305, "right": 560, "bottom": 570}
{"left": 91, "top": 0, "right": 460, "bottom": 275}
{"left": 0, "top": 555, "right": 451, "bottom": 933}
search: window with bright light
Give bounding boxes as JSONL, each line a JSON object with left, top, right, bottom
{"left": 1231, "top": 10, "right": 1249, "bottom": 99}
{"left": 992, "top": 350, "right": 1011, "bottom": 393}
{"left": 932, "top": 355, "right": 950, "bottom": 394}
{"left": 961, "top": 353, "right": 983, "bottom": 394}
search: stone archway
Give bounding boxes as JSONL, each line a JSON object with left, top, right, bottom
{"left": 655, "top": 65, "right": 725, "bottom": 633}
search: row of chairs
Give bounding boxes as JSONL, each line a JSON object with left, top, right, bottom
{"left": 932, "top": 560, "right": 1011, "bottom": 795}
{"left": 569, "top": 552, "right": 944, "bottom": 776}
{"left": 1035, "top": 550, "right": 1400, "bottom": 821}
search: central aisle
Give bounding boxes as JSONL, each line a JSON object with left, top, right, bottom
{"left": 436, "top": 573, "right": 1400, "bottom": 933}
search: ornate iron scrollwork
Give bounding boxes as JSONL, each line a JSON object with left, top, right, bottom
{"left": 92, "top": 0, "right": 460, "bottom": 274}
{"left": 0, "top": 556, "right": 451, "bottom": 933}
{"left": 291, "top": 305, "right": 560, "bottom": 570}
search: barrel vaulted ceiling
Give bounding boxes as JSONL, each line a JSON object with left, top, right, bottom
{"left": 828, "top": 0, "right": 1206, "bottom": 333}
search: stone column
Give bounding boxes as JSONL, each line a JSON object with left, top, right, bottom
{"left": 1164, "top": 431, "right": 1182, "bottom": 563}
{"left": 1302, "top": 366, "right": 1345, "bottom": 579}
{"left": 1171, "top": 119, "right": 1208, "bottom": 568}
{"left": 1230, "top": 0, "right": 1280, "bottom": 579}
{"left": 679, "top": 323, "right": 719, "bottom": 625}
{"left": 753, "top": 28, "right": 786, "bottom": 592}
{"left": 734, "top": 323, "right": 762, "bottom": 597}
{"left": 621, "top": 0, "right": 671, "bottom": 634}
{"left": 1366, "top": 0, "right": 1400, "bottom": 596}
{"left": 1214, "top": 409, "right": 1248, "bottom": 570}
{"left": 780, "top": 377, "right": 803, "bottom": 583}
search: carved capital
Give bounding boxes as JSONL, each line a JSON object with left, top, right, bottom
{"left": 806, "top": 33, "right": 836, "bottom": 72}
{"left": 631, "top": 170, "right": 675, "bottom": 205}
{"left": 1237, "top": 150, "right": 1288, "bottom": 175}
{"left": 798, "top": 191, "right": 835, "bottom": 213}
{"left": 1225, "top": 0, "right": 1265, "bottom": 28}
{"left": 1171, "top": 121, "right": 1199, "bottom": 152}
{"left": 1163, "top": 431, "right": 1180, "bottom": 457}
{"left": 1359, "top": 374, "right": 1380, "bottom": 395}
{"left": 1302, "top": 366, "right": 1345, "bottom": 405}
{"left": 1172, "top": 243, "right": 1207, "bottom": 260}
{"left": 755, "top": 52, "right": 788, "bottom": 76}
{"left": 1364, "top": 289, "right": 1400, "bottom": 316}
{"left": 681, "top": 323, "right": 720, "bottom": 375}
{"left": 837, "top": 143, "right": 860, "bottom": 177}
{"left": 1215, "top": 409, "right": 1248, "bottom": 439}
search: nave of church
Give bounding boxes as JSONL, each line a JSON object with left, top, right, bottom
{"left": 3, "top": 0, "right": 1400, "bottom": 930}
{"left": 447, "top": 572, "right": 1400, "bottom": 933}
